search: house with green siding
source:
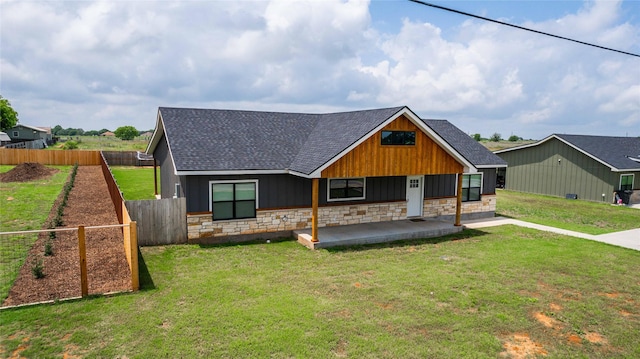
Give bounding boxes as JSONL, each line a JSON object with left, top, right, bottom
{"left": 495, "top": 134, "right": 640, "bottom": 204}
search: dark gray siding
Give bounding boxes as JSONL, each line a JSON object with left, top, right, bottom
{"left": 424, "top": 174, "right": 456, "bottom": 198}
{"left": 497, "top": 138, "right": 619, "bottom": 202}
{"left": 153, "top": 134, "right": 180, "bottom": 199}
{"left": 185, "top": 175, "right": 407, "bottom": 213}
{"left": 481, "top": 168, "right": 498, "bottom": 195}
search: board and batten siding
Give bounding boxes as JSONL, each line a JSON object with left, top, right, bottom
{"left": 321, "top": 115, "right": 463, "bottom": 178}
{"left": 498, "top": 138, "right": 618, "bottom": 202}
{"left": 424, "top": 169, "right": 498, "bottom": 199}
{"left": 184, "top": 175, "right": 407, "bottom": 213}
{"left": 154, "top": 134, "right": 179, "bottom": 199}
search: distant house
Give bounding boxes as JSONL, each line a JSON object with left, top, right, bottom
{"left": 139, "top": 131, "right": 153, "bottom": 139}
{"left": 495, "top": 134, "right": 640, "bottom": 204}
{"left": 146, "top": 106, "right": 506, "bottom": 243}
{"left": 0, "top": 132, "right": 11, "bottom": 147}
{"left": 6, "top": 124, "right": 49, "bottom": 149}
{"left": 101, "top": 131, "right": 115, "bottom": 137}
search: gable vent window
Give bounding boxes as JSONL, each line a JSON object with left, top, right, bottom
{"left": 328, "top": 178, "right": 366, "bottom": 201}
{"left": 210, "top": 181, "right": 257, "bottom": 220}
{"left": 381, "top": 131, "right": 416, "bottom": 145}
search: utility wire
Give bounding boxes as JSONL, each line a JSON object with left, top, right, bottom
{"left": 408, "top": 0, "right": 640, "bottom": 58}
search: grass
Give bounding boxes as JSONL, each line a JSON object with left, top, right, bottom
{"left": 1, "top": 227, "right": 639, "bottom": 357}
{"left": 49, "top": 135, "right": 149, "bottom": 151}
{"left": 0, "top": 165, "right": 72, "bottom": 301}
{"left": 496, "top": 190, "right": 639, "bottom": 235}
{"left": 110, "top": 166, "right": 157, "bottom": 200}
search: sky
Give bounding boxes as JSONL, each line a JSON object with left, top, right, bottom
{"left": 1, "top": 0, "right": 639, "bottom": 140}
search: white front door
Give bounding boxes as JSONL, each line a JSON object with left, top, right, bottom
{"left": 406, "top": 176, "right": 424, "bottom": 217}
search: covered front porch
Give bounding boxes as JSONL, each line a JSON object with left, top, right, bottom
{"left": 295, "top": 217, "right": 464, "bottom": 250}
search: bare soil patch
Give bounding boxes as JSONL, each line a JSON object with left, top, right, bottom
{"left": 0, "top": 162, "right": 58, "bottom": 183}
{"left": 2, "top": 166, "right": 131, "bottom": 307}
{"left": 500, "top": 333, "right": 548, "bottom": 358}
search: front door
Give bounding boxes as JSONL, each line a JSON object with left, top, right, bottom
{"left": 406, "top": 176, "right": 423, "bottom": 217}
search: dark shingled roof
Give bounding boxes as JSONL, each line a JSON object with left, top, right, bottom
{"left": 422, "top": 119, "right": 507, "bottom": 168}
{"left": 555, "top": 134, "right": 640, "bottom": 170}
{"left": 154, "top": 106, "right": 505, "bottom": 175}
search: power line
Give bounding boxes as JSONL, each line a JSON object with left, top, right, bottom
{"left": 408, "top": 0, "right": 640, "bottom": 58}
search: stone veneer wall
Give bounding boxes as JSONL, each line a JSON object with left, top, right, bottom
{"left": 187, "top": 201, "right": 407, "bottom": 240}
{"left": 422, "top": 195, "right": 496, "bottom": 219}
{"left": 187, "top": 195, "right": 496, "bottom": 240}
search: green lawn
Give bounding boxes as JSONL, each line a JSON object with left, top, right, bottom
{"left": 1, "top": 227, "right": 639, "bottom": 358}
{"left": 110, "top": 166, "right": 157, "bottom": 200}
{"left": 50, "top": 135, "right": 149, "bottom": 151}
{"left": 496, "top": 190, "right": 639, "bottom": 235}
{"left": 0, "top": 165, "right": 72, "bottom": 301}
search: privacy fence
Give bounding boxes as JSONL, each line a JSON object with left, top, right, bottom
{"left": 0, "top": 148, "right": 101, "bottom": 165}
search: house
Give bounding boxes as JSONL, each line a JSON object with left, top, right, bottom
{"left": 495, "top": 134, "right": 640, "bottom": 204}
{"left": 6, "top": 124, "right": 50, "bottom": 149}
{"left": 0, "top": 132, "right": 11, "bottom": 147}
{"left": 101, "top": 131, "right": 116, "bottom": 137}
{"left": 146, "top": 106, "right": 506, "bottom": 243}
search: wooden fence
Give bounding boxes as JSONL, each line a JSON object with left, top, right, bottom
{"left": 0, "top": 148, "right": 101, "bottom": 165}
{"left": 102, "top": 151, "right": 154, "bottom": 166}
{"left": 126, "top": 198, "right": 187, "bottom": 246}
{"left": 99, "top": 153, "right": 139, "bottom": 290}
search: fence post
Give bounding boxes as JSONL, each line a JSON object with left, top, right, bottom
{"left": 78, "top": 226, "right": 88, "bottom": 297}
{"left": 129, "top": 221, "right": 139, "bottom": 291}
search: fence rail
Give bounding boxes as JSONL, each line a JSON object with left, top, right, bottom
{"left": 0, "top": 148, "right": 101, "bottom": 165}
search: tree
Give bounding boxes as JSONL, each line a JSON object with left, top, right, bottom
{"left": 472, "top": 133, "right": 482, "bottom": 141}
{"left": 508, "top": 135, "right": 522, "bottom": 142}
{"left": 0, "top": 95, "right": 19, "bottom": 131}
{"left": 114, "top": 126, "right": 139, "bottom": 140}
{"left": 489, "top": 132, "right": 502, "bottom": 142}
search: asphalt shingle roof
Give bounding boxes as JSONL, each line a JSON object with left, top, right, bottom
{"left": 422, "top": 119, "right": 507, "bottom": 168}
{"left": 156, "top": 106, "right": 505, "bottom": 175}
{"left": 554, "top": 134, "right": 640, "bottom": 170}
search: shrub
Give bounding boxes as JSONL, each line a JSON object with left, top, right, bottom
{"left": 31, "top": 259, "right": 45, "bottom": 279}
{"left": 489, "top": 132, "right": 502, "bottom": 142}
{"left": 44, "top": 241, "right": 53, "bottom": 256}
{"left": 63, "top": 140, "right": 79, "bottom": 150}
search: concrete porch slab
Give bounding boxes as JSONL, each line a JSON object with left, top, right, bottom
{"left": 294, "top": 218, "right": 463, "bottom": 249}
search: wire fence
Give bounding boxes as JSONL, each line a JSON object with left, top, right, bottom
{"left": 0, "top": 224, "right": 136, "bottom": 308}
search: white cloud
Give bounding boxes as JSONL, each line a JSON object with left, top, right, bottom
{"left": 0, "top": 0, "right": 638, "bottom": 139}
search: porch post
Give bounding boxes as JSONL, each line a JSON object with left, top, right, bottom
{"left": 455, "top": 172, "right": 463, "bottom": 226}
{"left": 153, "top": 159, "right": 158, "bottom": 196}
{"left": 311, "top": 178, "right": 319, "bottom": 242}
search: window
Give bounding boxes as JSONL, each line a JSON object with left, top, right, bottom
{"left": 174, "top": 183, "right": 181, "bottom": 198}
{"left": 210, "top": 181, "right": 257, "bottom": 220}
{"left": 12, "top": 131, "right": 19, "bottom": 137}
{"left": 620, "top": 174, "right": 634, "bottom": 191}
{"left": 328, "top": 178, "right": 365, "bottom": 201}
{"left": 381, "top": 131, "right": 415, "bottom": 145}
{"left": 461, "top": 174, "right": 482, "bottom": 202}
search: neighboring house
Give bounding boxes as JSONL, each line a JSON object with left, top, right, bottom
{"left": 101, "top": 131, "right": 116, "bottom": 137}
{"left": 495, "top": 134, "right": 640, "bottom": 204}
{"left": 6, "top": 124, "right": 49, "bottom": 149}
{"left": 146, "top": 106, "right": 506, "bottom": 242}
{"left": 0, "top": 132, "right": 11, "bottom": 147}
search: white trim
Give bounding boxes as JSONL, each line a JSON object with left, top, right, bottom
{"left": 174, "top": 183, "right": 181, "bottom": 198}
{"left": 327, "top": 177, "right": 366, "bottom": 202}
{"left": 178, "top": 169, "right": 289, "bottom": 176}
{"left": 476, "top": 164, "right": 508, "bottom": 169}
{"left": 406, "top": 175, "right": 424, "bottom": 217}
{"left": 208, "top": 179, "right": 259, "bottom": 214}
{"left": 309, "top": 107, "right": 476, "bottom": 177}
{"left": 619, "top": 173, "right": 635, "bottom": 190}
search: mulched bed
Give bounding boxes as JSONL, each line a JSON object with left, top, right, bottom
{"left": 2, "top": 166, "right": 132, "bottom": 307}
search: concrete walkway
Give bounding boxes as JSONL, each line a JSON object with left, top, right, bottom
{"left": 463, "top": 217, "right": 640, "bottom": 251}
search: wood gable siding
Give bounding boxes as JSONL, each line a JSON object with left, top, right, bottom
{"left": 321, "top": 115, "right": 463, "bottom": 178}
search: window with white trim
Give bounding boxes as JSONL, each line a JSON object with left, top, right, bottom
{"left": 461, "top": 174, "right": 482, "bottom": 202}
{"left": 328, "top": 178, "right": 366, "bottom": 201}
{"left": 620, "top": 174, "right": 634, "bottom": 191}
{"left": 210, "top": 180, "right": 258, "bottom": 220}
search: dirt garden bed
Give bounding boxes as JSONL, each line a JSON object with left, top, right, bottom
{"left": 2, "top": 165, "right": 131, "bottom": 307}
